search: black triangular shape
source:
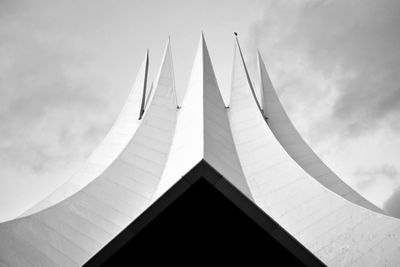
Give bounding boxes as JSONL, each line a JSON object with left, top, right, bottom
{"left": 84, "top": 160, "right": 325, "bottom": 266}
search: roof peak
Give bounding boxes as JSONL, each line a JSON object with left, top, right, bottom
{"left": 153, "top": 34, "right": 252, "bottom": 199}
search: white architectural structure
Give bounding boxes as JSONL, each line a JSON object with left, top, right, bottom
{"left": 0, "top": 34, "right": 399, "bottom": 266}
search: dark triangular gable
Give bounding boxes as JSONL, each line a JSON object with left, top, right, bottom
{"left": 84, "top": 160, "right": 325, "bottom": 266}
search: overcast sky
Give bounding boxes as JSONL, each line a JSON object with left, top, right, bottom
{"left": 0, "top": 0, "right": 399, "bottom": 220}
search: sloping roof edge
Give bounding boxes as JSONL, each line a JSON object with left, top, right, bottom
{"left": 84, "top": 160, "right": 325, "bottom": 267}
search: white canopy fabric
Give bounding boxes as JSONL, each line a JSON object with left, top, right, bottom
{"left": 0, "top": 34, "right": 399, "bottom": 266}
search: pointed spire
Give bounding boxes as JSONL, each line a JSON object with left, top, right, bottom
{"left": 202, "top": 34, "right": 252, "bottom": 198}
{"left": 138, "top": 50, "right": 149, "bottom": 120}
{"left": 148, "top": 37, "right": 177, "bottom": 109}
{"left": 231, "top": 36, "right": 262, "bottom": 111}
{"left": 154, "top": 33, "right": 252, "bottom": 199}
{"left": 153, "top": 34, "right": 206, "bottom": 198}
{"left": 143, "top": 82, "right": 153, "bottom": 111}
{"left": 230, "top": 35, "right": 259, "bottom": 109}
{"left": 128, "top": 50, "right": 151, "bottom": 120}
{"left": 256, "top": 49, "right": 264, "bottom": 110}
{"left": 257, "top": 51, "right": 277, "bottom": 120}
{"left": 19, "top": 50, "right": 151, "bottom": 217}
{"left": 257, "top": 52, "right": 384, "bottom": 214}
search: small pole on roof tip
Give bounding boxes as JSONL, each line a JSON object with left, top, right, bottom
{"left": 234, "top": 32, "right": 238, "bottom": 36}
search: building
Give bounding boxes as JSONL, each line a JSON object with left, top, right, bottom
{"left": 0, "top": 34, "right": 399, "bottom": 266}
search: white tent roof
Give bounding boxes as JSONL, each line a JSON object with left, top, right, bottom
{"left": 0, "top": 34, "right": 399, "bottom": 266}
{"left": 229, "top": 37, "right": 400, "bottom": 266}
{"left": 19, "top": 51, "right": 150, "bottom": 218}
{"left": 155, "top": 34, "right": 252, "bottom": 199}
{"left": 257, "top": 50, "right": 383, "bottom": 214}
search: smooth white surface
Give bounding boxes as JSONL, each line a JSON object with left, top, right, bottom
{"left": 228, "top": 40, "right": 400, "bottom": 266}
{"left": 1, "top": 36, "right": 399, "bottom": 266}
{"left": 0, "top": 40, "right": 178, "bottom": 266}
{"left": 155, "top": 34, "right": 252, "bottom": 199}
{"left": 18, "top": 52, "right": 150, "bottom": 219}
{"left": 257, "top": 52, "right": 384, "bottom": 215}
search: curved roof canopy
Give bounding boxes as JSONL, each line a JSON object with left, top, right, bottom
{"left": 0, "top": 34, "right": 399, "bottom": 267}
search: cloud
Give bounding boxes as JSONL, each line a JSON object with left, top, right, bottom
{"left": 0, "top": 1, "right": 127, "bottom": 219}
{"left": 0, "top": 4, "right": 113, "bottom": 175}
{"left": 248, "top": 0, "right": 400, "bottom": 139}
{"left": 383, "top": 188, "right": 400, "bottom": 218}
{"left": 354, "top": 164, "right": 399, "bottom": 190}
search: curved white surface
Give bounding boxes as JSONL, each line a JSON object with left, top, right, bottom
{"left": 19, "top": 52, "right": 150, "bottom": 219}
{"left": 256, "top": 51, "right": 385, "bottom": 215}
{"left": 1, "top": 35, "right": 399, "bottom": 266}
{"left": 155, "top": 34, "right": 252, "bottom": 199}
{"left": 0, "top": 40, "right": 178, "bottom": 266}
{"left": 228, "top": 40, "right": 400, "bottom": 266}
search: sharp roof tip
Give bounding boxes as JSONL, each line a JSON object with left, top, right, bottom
{"left": 257, "top": 50, "right": 264, "bottom": 62}
{"left": 234, "top": 34, "right": 240, "bottom": 44}
{"left": 200, "top": 32, "right": 207, "bottom": 47}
